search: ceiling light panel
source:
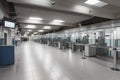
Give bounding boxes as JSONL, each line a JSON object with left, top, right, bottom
{"left": 85, "top": 0, "right": 100, "bottom": 5}
{"left": 33, "top": 32, "right": 38, "bottom": 34}
{"left": 26, "top": 32, "right": 29, "bottom": 34}
{"left": 26, "top": 25, "right": 36, "bottom": 29}
{"left": 50, "top": 21, "right": 63, "bottom": 25}
{"left": 28, "top": 30, "right": 32, "bottom": 32}
{"left": 85, "top": 0, "right": 108, "bottom": 7}
{"left": 44, "top": 26, "right": 51, "bottom": 29}
{"left": 24, "top": 19, "right": 42, "bottom": 24}
{"left": 53, "top": 20, "right": 64, "bottom": 23}
{"left": 29, "top": 17, "right": 43, "bottom": 20}
{"left": 73, "top": 5, "right": 92, "bottom": 14}
{"left": 95, "top": 1, "right": 108, "bottom": 7}
{"left": 38, "top": 30, "right": 44, "bottom": 32}
{"left": 49, "top": 19, "right": 64, "bottom": 25}
{"left": 24, "top": 34, "right": 27, "bottom": 37}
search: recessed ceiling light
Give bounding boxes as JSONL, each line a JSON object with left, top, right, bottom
{"left": 33, "top": 32, "right": 38, "bottom": 34}
{"left": 38, "top": 30, "right": 44, "bottom": 32}
{"left": 50, "top": 21, "right": 63, "bottom": 25}
{"left": 29, "top": 17, "right": 43, "bottom": 20}
{"left": 26, "top": 32, "right": 29, "bottom": 34}
{"left": 44, "top": 26, "right": 51, "bottom": 29}
{"left": 85, "top": 0, "right": 108, "bottom": 7}
{"left": 24, "top": 34, "right": 27, "bottom": 37}
{"left": 85, "top": 0, "right": 100, "bottom": 5}
{"left": 53, "top": 20, "right": 64, "bottom": 22}
{"left": 74, "top": 5, "right": 92, "bottom": 14}
{"left": 31, "top": 34, "right": 34, "bottom": 36}
{"left": 27, "top": 30, "right": 32, "bottom": 32}
{"left": 26, "top": 25, "right": 36, "bottom": 29}
{"left": 95, "top": 1, "right": 108, "bottom": 7}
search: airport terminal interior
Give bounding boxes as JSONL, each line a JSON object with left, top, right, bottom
{"left": 1, "top": 0, "right": 120, "bottom": 80}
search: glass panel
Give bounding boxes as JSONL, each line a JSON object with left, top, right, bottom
{"left": 0, "top": 28, "right": 4, "bottom": 45}
{"left": 105, "top": 28, "right": 114, "bottom": 47}
{"left": 116, "top": 27, "right": 120, "bottom": 48}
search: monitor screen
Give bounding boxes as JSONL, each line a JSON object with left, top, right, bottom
{"left": 4, "top": 21, "right": 15, "bottom": 28}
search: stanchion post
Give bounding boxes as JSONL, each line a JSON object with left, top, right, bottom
{"left": 63, "top": 43, "right": 65, "bottom": 52}
{"left": 111, "top": 48, "right": 120, "bottom": 71}
{"left": 82, "top": 45, "right": 86, "bottom": 59}
{"left": 71, "top": 44, "right": 74, "bottom": 53}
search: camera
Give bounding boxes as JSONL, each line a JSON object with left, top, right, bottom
{"left": 51, "top": 0, "right": 56, "bottom": 5}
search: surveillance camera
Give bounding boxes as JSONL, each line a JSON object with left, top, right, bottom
{"left": 51, "top": 0, "right": 55, "bottom": 5}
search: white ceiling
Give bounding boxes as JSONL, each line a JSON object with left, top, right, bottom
{"left": 15, "top": 4, "right": 91, "bottom": 24}
{"left": 8, "top": 0, "right": 120, "bottom": 18}
{"left": 7, "top": 0, "right": 120, "bottom": 34}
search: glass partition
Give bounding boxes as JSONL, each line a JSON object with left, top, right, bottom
{"left": 104, "top": 28, "right": 114, "bottom": 47}
{"left": 116, "top": 27, "right": 120, "bottom": 58}
{"left": 116, "top": 27, "right": 120, "bottom": 48}
{"left": 0, "top": 29, "right": 4, "bottom": 45}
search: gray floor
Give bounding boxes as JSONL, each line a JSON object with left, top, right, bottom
{"left": 0, "top": 41, "right": 120, "bottom": 80}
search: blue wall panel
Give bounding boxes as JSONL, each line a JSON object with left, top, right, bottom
{"left": 0, "top": 46, "right": 14, "bottom": 66}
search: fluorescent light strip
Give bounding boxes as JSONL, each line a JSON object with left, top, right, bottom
{"left": 29, "top": 17, "right": 43, "bottom": 20}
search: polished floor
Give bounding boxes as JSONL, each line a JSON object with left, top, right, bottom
{"left": 0, "top": 41, "right": 120, "bottom": 80}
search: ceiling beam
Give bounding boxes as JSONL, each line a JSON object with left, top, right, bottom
{"left": 14, "top": 3, "right": 92, "bottom": 18}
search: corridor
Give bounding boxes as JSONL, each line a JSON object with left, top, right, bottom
{"left": 0, "top": 41, "right": 120, "bottom": 80}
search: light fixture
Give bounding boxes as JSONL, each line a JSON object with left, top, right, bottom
{"left": 31, "top": 34, "right": 34, "bottom": 37}
{"left": 50, "top": 19, "right": 64, "bottom": 25}
{"left": 27, "top": 30, "right": 32, "bottom": 32}
{"left": 24, "top": 34, "right": 27, "bottom": 37}
{"left": 53, "top": 19, "right": 64, "bottom": 23}
{"left": 44, "top": 26, "right": 51, "bottom": 29}
{"left": 85, "top": 0, "right": 108, "bottom": 7}
{"left": 26, "top": 25, "right": 36, "bottom": 29}
{"left": 29, "top": 17, "right": 43, "bottom": 20}
{"left": 73, "top": 5, "right": 92, "bottom": 14}
{"left": 94, "top": 1, "right": 108, "bottom": 7}
{"left": 38, "top": 30, "right": 44, "bottom": 32}
{"left": 33, "top": 32, "right": 38, "bottom": 34}
{"left": 26, "top": 32, "right": 29, "bottom": 34}
{"left": 85, "top": 0, "right": 100, "bottom": 5}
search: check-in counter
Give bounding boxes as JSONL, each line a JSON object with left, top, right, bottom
{"left": 0, "top": 45, "right": 15, "bottom": 66}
